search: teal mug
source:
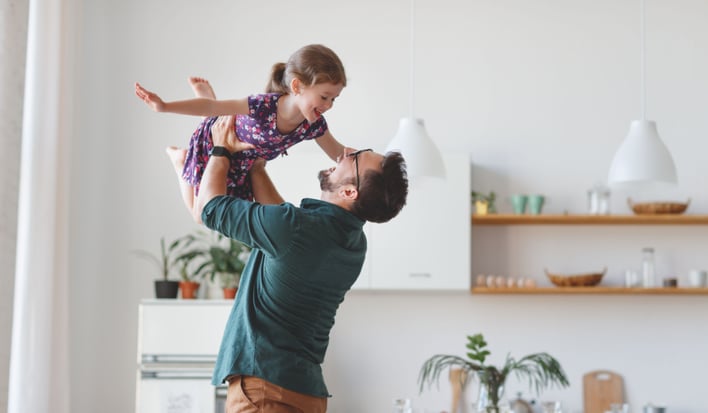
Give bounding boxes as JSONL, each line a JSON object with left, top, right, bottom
{"left": 528, "top": 194, "right": 545, "bottom": 215}
{"left": 510, "top": 195, "right": 528, "bottom": 214}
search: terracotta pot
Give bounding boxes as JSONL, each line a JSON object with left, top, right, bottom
{"left": 223, "top": 287, "right": 238, "bottom": 299}
{"left": 179, "top": 281, "right": 200, "bottom": 299}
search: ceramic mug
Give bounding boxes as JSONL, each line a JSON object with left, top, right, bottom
{"left": 624, "top": 269, "right": 640, "bottom": 287}
{"left": 511, "top": 195, "right": 528, "bottom": 214}
{"left": 688, "top": 269, "right": 707, "bottom": 287}
{"left": 528, "top": 194, "right": 545, "bottom": 215}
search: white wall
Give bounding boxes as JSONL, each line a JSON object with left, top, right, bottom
{"left": 325, "top": 292, "right": 708, "bottom": 412}
{"left": 63, "top": 0, "right": 708, "bottom": 412}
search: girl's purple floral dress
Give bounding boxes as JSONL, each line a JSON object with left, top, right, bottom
{"left": 183, "top": 93, "right": 328, "bottom": 200}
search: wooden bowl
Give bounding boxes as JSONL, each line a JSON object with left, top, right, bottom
{"left": 628, "top": 198, "right": 690, "bottom": 215}
{"left": 545, "top": 268, "right": 606, "bottom": 287}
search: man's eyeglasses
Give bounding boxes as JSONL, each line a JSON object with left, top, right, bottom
{"left": 346, "top": 148, "right": 373, "bottom": 192}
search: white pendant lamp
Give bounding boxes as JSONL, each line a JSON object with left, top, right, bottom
{"left": 385, "top": 0, "right": 445, "bottom": 179}
{"left": 608, "top": 0, "right": 677, "bottom": 186}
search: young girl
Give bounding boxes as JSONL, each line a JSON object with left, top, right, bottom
{"left": 135, "top": 44, "right": 348, "bottom": 220}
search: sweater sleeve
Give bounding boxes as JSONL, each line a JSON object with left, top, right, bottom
{"left": 202, "top": 195, "right": 299, "bottom": 258}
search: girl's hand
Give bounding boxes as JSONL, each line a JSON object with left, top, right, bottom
{"left": 134, "top": 82, "right": 165, "bottom": 112}
{"left": 210, "top": 116, "right": 256, "bottom": 154}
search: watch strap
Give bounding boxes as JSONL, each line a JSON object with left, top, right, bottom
{"left": 210, "top": 146, "right": 232, "bottom": 158}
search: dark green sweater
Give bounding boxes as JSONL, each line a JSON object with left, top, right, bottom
{"left": 204, "top": 196, "right": 366, "bottom": 397}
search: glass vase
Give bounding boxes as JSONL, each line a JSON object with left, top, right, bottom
{"left": 476, "top": 381, "right": 505, "bottom": 413}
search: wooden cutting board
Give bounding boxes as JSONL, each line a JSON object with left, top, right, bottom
{"left": 583, "top": 370, "right": 624, "bottom": 413}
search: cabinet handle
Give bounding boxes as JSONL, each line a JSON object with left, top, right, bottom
{"left": 409, "top": 272, "right": 431, "bottom": 278}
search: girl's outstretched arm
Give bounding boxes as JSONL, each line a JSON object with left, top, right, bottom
{"left": 135, "top": 82, "right": 250, "bottom": 116}
{"left": 315, "top": 130, "right": 346, "bottom": 161}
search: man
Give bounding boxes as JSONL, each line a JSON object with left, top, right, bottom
{"left": 195, "top": 116, "right": 408, "bottom": 412}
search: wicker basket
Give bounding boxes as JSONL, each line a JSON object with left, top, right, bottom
{"left": 545, "top": 268, "right": 606, "bottom": 287}
{"left": 628, "top": 198, "right": 690, "bottom": 215}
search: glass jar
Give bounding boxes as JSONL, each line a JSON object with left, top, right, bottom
{"left": 588, "top": 184, "right": 611, "bottom": 215}
{"left": 641, "top": 247, "right": 656, "bottom": 287}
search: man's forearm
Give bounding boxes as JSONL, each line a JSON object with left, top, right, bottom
{"left": 251, "top": 163, "right": 284, "bottom": 205}
{"left": 195, "top": 156, "right": 230, "bottom": 223}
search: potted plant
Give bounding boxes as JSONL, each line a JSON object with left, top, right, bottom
{"left": 219, "top": 272, "right": 239, "bottom": 299}
{"left": 471, "top": 191, "right": 497, "bottom": 215}
{"left": 175, "top": 256, "right": 202, "bottom": 299}
{"left": 418, "top": 333, "right": 569, "bottom": 413}
{"left": 132, "top": 236, "right": 189, "bottom": 299}
{"left": 178, "top": 230, "right": 251, "bottom": 299}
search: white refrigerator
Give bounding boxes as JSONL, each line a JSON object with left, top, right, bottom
{"left": 136, "top": 299, "right": 233, "bottom": 413}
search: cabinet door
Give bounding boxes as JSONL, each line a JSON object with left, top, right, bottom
{"left": 137, "top": 375, "right": 215, "bottom": 413}
{"left": 360, "top": 152, "right": 470, "bottom": 290}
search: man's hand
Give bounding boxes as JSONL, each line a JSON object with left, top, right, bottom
{"left": 252, "top": 158, "right": 266, "bottom": 171}
{"left": 210, "top": 115, "right": 256, "bottom": 154}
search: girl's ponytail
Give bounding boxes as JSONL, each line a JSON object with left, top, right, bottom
{"left": 265, "top": 62, "right": 288, "bottom": 94}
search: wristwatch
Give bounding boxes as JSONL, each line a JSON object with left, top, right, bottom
{"left": 210, "top": 146, "right": 231, "bottom": 158}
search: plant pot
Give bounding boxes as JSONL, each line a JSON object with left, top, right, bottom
{"left": 205, "top": 278, "right": 223, "bottom": 299}
{"left": 223, "top": 287, "right": 238, "bottom": 299}
{"left": 179, "top": 281, "right": 200, "bottom": 299}
{"left": 154, "top": 280, "right": 179, "bottom": 299}
{"left": 475, "top": 200, "right": 489, "bottom": 215}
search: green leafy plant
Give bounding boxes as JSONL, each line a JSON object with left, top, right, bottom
{"left": 177, "top": 230, "right": 251, "bottom": 284}
{"left": 419, "top": 333, "right": 569, "bottom": 413}
{"left": 218, "top": 272, "right": 240, "bottom": 289}
{"left": 471, "top": 191, "right": 497, "bottom": 213}
{"left": 132, "top": 236, "right": 191, "bottom": 281}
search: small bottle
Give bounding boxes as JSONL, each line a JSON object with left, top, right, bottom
{"left": 641, "top": 247, "right": 656, "bottom": 287}
{"left": 588, "top": 184, "right": 611, "bottom": 215}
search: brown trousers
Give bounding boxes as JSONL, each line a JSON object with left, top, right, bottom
{"left": 225, "top": 375, "right": 327, "bottom": 413}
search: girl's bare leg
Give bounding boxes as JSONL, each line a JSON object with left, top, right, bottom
{"left": 160, "top": 78, "right": 217, "bottom": 221}
{"left": 166, "top": 146, "right": 197, "bottom": 218}
{"left": 177, "top": 77, "right": 215, "bottom": 221}
{"left": 189, "top": 77, "right": 216, "bottom": 99}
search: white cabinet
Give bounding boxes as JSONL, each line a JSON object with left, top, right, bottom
{"left": 354, "top": 152, "right": 470, "bottom": 290}
{"left": 264, "top": 149, "right": 471, "bottom": 290}
{"left": 138, "top": 299, "right": 231, "bottom": 358}
{"left": 136, "top": 300, "right": 232, "bottom": 413}
{"left": 137, "top": 377, "right": 219, "bottom": 413}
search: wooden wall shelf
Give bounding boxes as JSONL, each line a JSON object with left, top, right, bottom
{"left": 471, "top": 214, "right": 708, "bottom": 225}
{"left": 470, "top": 214, "right": 708, "bottom": 296}
{"left": 471, "top": 287, "right": 708, "bottom": 295}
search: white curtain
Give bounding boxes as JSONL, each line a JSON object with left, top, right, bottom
{"left": 8, "top": 0, "right": 72, "bottom": 411}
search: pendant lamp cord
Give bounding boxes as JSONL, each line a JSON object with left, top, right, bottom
{"left": 409, "top": 0, "right": 415, "bottom": 119}
{"left": 640, "top": 0, "right": 646, "bottom": 121}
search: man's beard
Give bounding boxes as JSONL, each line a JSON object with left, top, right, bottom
{"left": 318, "top": 169, "right": 336, "bottom": 192}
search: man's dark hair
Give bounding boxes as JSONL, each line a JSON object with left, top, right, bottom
{"left": 351, "top": 151, "right": 408, "bottom": 223}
